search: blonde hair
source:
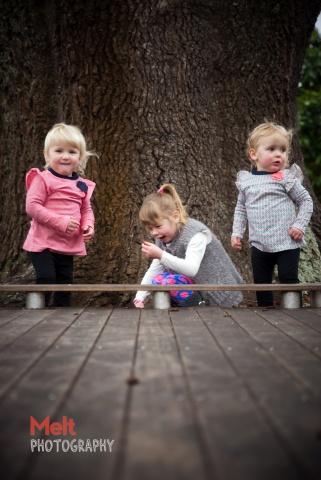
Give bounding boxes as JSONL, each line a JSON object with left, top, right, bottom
{"left": 139, "top": 183, "right": 189, "bottom": 226}
{"left": 247, "top": 122, "right": 293, "bottom": 167}
{"left": 44, "top": 123, "right": 95, "bottom": 176}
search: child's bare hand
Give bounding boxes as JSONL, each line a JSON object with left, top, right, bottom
{"left": 83, "top": 226, "right": 94, "bottom": 243}
{"left": 66, "top": 217, "right": 80, "bottom": 234}
{"left": 289, "top": 227, "right": 303, "bottom": 241}
{"left": 231, "top": 236, "right": 242, "bottom": 251}
{"left": 134, "top": 300, "right": 145, "bottom": 308}
{"left": 141, "top": 241, "right": 163, "bottom": 260}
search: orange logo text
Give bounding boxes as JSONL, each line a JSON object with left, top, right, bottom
{"left": 30, "top": 416, "right": 76, "bottom": 436}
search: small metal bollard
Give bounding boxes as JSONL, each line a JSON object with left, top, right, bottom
{"left": 153, "top": 291, "right": 171, "bottom": 309}
{"left": 281, "top": 291, "right": 301, "bottom": 309}
{"left": 26, "top": 292, "right": 45, "bottom": 309}
{"left": 310, "top": 290, "right": 321, "bottom": 307}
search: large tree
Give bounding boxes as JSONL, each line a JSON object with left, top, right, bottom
{"left": 1, "top": 0, "right": 321, "bottom": 306}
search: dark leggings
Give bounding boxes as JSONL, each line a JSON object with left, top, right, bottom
{"left": 251, "top": 247, "right": 300, "bottom": 307}
{"left": 29, "top": 250, "right": 73, "bottom": 307}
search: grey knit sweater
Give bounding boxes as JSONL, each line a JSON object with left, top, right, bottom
{"left": 156, "top": 218, "right": 243, "bottom": 307}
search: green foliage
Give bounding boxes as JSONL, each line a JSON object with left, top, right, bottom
{"left": 298, "top": 29, "right": 321, "bottom": 201}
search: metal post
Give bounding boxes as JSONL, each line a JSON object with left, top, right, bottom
{"left": 26, "top": 292, "right": 45, "bottom": 309}
{"left": 281, "top": 291, "right": 301, "bottom": 309}
{"left": 153, "top": 291, "right": 171, "bottom": 309}
{"left": 310, "top": 290, "right": 321, "bottom": 307}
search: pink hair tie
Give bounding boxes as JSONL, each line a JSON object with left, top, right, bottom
{"left": 157, "top": 188, "right": 164, "bottom": 194}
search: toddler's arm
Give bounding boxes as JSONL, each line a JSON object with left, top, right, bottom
{"left": 82, "top": 226, "right": 94, "bottom": 243}
{"left": 141, "top": 241, "right": 163, "bottom": 260}
{"left": 134, "top": 300, "right": 145, "bottom": 308}
{"left": 231, "top": 191, "right": 247, "bottom": 244}
{"left": 80, "top": 198, "right": 95, "bottom": 235}
{"left": 288, "top": 180, "right": 313, "bottom": 234}
{"left": 288, "top": 227, "right": 303, "bottom": 241}
{"left": 134, "top": 259, "right": 164, "bottom": 308}
{"left": 66, "top": 217, "right": 81, "bottom": 234}
{"left": 160, "top": 231, "right": 209, "bottom": 277}
{"left": 26, "top": 175, "right": 72, "bottom": 233}
{"left": 231, "top": 236, "right": 242, "bottom": 251}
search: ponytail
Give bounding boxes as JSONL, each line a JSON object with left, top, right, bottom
{"left": 139, "top": 183, "right": 189, "bottom": 225}
{"left": 158, "top": 184, "right": 188, "bottom": 223}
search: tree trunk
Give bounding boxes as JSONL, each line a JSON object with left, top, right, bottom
{"left": 1, "top": 0, "right": 321, "bottom": 306}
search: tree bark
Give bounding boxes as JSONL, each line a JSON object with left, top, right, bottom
{"left": 1, "top": 0, "right": 321, "bottom": 306}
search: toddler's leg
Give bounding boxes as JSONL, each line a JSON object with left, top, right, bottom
{"left": 251, "top": 247, "right": 275, "bottom": 307}
{"left": 152, "top": 272, "right": 195, "bottom": 304}
{"left": 53, "top": 253, "right": 73, "bottom": 307}
{"left": 277, "top": 248, "right": 301, "bottom": 306}
{"left": 29, "top": 250, "right": 56, "bottom": 307}
{"left": 277, "top": 248, "right": 300, "bottom": 283}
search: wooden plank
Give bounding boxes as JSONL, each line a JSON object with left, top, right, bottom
{"left": 122, "top": 308, "right": 211, "bottom": 480}
{"left": 286, "top": 308, "right": 321, "bottom": 334}
{"left": 0, "top": 308, "right": 111, "bottom": 480}
{"left": 170, "top": 307, "right": 301, "bottom": 480}
{"left": 200, "top": 307, "right": 321, "bottom": 479}
{"left": 1, "top": 283, "right": 321, "bottom": 292}
{"left": 25, "top": 308, "right": 140, "bottom": 480}
{"left": 0, "top": 309, "right": 26, "bottom": 325}
{"left": 0, "top": 309, "right": 84, "bottom": 398}
{"left": 305, "top": 307, "right": 321, "bottom": 323}
{"left": 256, "top": 308, "right": 321, "bottom": 359}
{"left": 0, "top": 309, "right": 53, "bottom": 352}
{"left": 226, "top": 307, "right": 321, "bottom": 399}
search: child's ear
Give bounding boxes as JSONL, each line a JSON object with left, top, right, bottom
{"left": 249, "top": 148, "right": 257, "bottom": 161}
{"left": 173, "top": 210, "right": 181, "bottom": 223}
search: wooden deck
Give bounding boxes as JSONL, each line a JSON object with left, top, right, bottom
{"left": 0, "top": 306, "right": 321, "bottom": 480}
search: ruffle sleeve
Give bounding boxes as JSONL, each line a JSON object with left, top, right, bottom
{"left": 235, "top": 171, "right": 251, "bottom": 192}
{"left": 283, "top": 163, "right": 303, "bottom": 192}
{"left": 26, "top": 168, "right": 45, "bottom": 191}
{"left": 289, "top": 163, "right": 303, "bottom": 182}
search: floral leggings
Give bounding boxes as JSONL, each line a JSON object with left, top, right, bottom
{"left": 152, "top": 272, "right": 195, "bottom": 303}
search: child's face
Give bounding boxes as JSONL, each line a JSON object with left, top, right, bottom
{"left": 45, "top": 142, "right": 80, "bottom": 177}
{"left": 146, "top": 213, "right": 180, "bottom": 244}
{"left": 249, "top": 133, "right": 289, "bottom": 172}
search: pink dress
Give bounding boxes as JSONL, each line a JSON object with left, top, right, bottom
{"left": 23, "top": 168, "right": 95, "bottom": 256}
